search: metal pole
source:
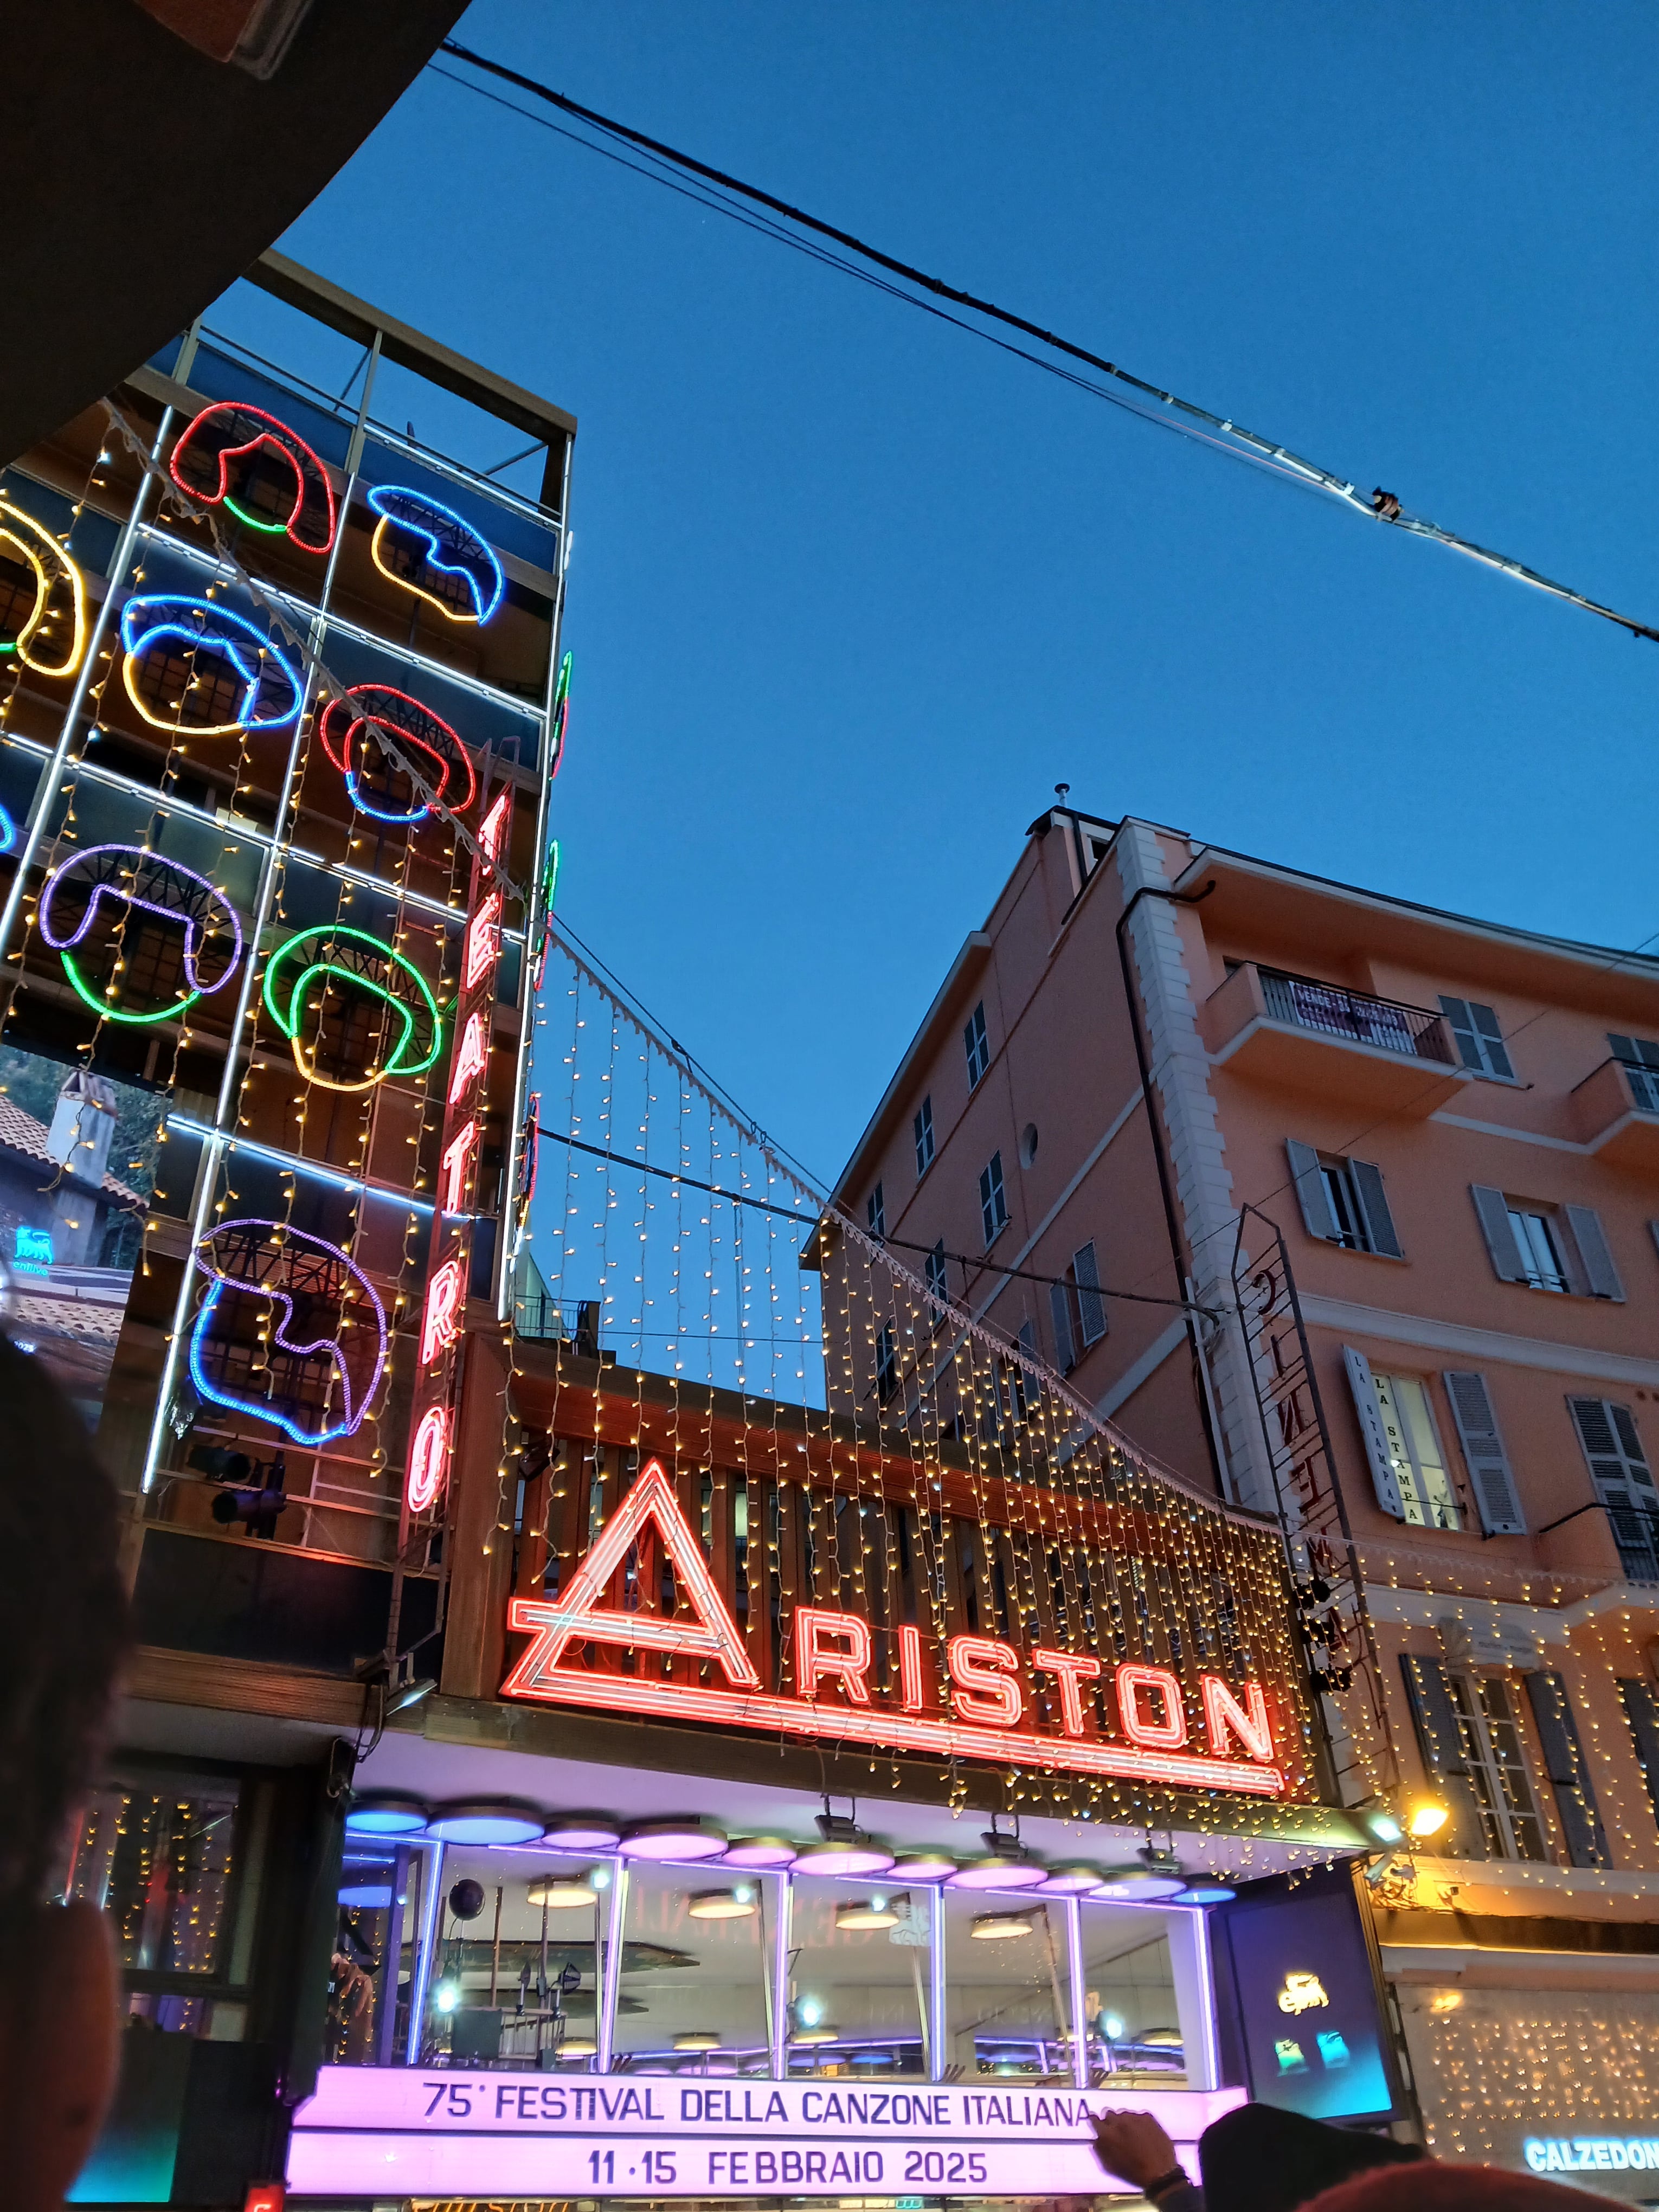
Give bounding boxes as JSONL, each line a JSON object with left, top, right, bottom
{"left": 375, "top": 1844, "right": 411, "bottom": 2067}
{"left": 769, "top": 1868, "right": 792, "bottom": 2080}
{"left": 0, "top": 411, "right": 173, "bottom": 986}
{"left": 139, "top": 343, "right": 382, "bottom": 1493}
{"left": 404, "top": 1838, "right": 446, "bottom": 2064}
{"left": 1184, "top": 1905, "right": 1222, "bottom": 2094}
{"left": 598, "top": 1857, "right": 627, "bottom": 2072}
{"left": 1064, "top": 1896, "right": 1088, "bottom": 2091}
{"left": 928, "top": 1886, "right": 947, "bottom": 2084}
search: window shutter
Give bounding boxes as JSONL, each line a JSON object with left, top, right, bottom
{"left": 1471, "top": 1002, "right": 1514, "bottom": 1079}
{"left": 1049, "top": 1282, "right": 1076, "bottom": 1373}
{"left": 1565, "top": 1205, "right": 1625, "bottom": 1302}
{"left": 1440, "top": 996, "right": 1484, "bottom": 1073}
{"left": 1350, "top": 1160, "right": 1403, "bottom": 1259}
{"left": 1399, "top": 1652, "right": 1484, "bottom": 1858}
{"left": 1569, "top": 1396, "right": 1644, "bottom": 1495}
{"left": 1649, "top": 1220, "right": 1659, "bottom": 1269}
{"left": 1442, "top": 1371, "right": 1526, "bottom": 1535}
{"left": 1073, "top": 1241, "right": 1107, "bottom": 1345}
{"left": 1287, "top": 1140, "right": 1337, "bottom": 1242}
{"left": 1618, "top": 1678, "right": 1659, "bottom": 1830}
{"left": 1471, "top": 1185, "right": 1526, "bottom": 1282}
{"left": 1523, "top": 1670, "right": 1610, "bottom": 1868}
{"left": 1342, "top": 1346, "right": 1405, "bottom": 1518}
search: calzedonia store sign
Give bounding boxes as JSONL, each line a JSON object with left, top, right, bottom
{"left": 498, "top": 1462, "right": 1293, "bottom": 1796}
{"left": 287, "top": 2070, "right": 1245, "bottom": 2198}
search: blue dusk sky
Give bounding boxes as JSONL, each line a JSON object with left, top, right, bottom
{"left": 243, "top": 3, "right": 1659, "bottom": 1188}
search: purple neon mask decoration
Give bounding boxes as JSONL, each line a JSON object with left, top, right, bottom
{"left": 38, "top": 844, "right": 243, "bottom": 1024}
{"left": 190, "top": 1219, "right": 387, "bottom": 1444}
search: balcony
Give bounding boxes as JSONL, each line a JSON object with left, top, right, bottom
{"left": 1570, "top": 1056, "right": 1659, "bottom": 1168}
{"left": 1201, "top": 962, "right": 1469, "bottom": 1116}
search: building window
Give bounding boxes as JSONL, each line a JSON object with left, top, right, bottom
{"left": 914, "top": 1097, "right": 935, "bottom": 1176}
{"left": 964, "top": 1001, "right": 989, "bottom": 1089}
{"left": 1510, "top": 1205, "right": 1568, "bottom": 1291}
{"left": 875, "top": 1323, "right": 898, "bottom": 1403}
{"left": 925, "top": 1239, "right": 948, "bottom": 1318}
{"left": 1617, "top": 1677, "right": 1659, "bottom": 1831}
{"left": 1049, "top": 1243, "right": 1108, "bottom": 1369}
{"left": 1287, "top": 1140, "right": 1402, "bottom": 1256}
{"left": 1610, "top": 1033, "right": 1659, "bottom": 1113}
{"left": 1370, "top": 1371, "right": 1461, "bottom": 1530}
{"left": 1448, "top": 1673, "right": 1548, "bottom": 1862}
{"left": 1568, "top": 1397, "right": 1659, "bottom": 1580}
{"left": 1440, "top": 996, "right": 1514, "bottom": 1078}
{"left": 866, "top": 1183, "right": 885, "bottom": 1241}
{"left": 979, "top": 1151, "right": 1007, "bottom": 1245}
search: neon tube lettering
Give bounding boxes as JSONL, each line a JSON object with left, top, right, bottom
{"left": 1201, "top": 1674, "right": 1275, "bottom": 1763}
{"left": 420, "top": 1255, "right": 466, "bottom": 1367}
{"left": 1033, "top": 1647, "right": 1102, "bottom": 1738}
{"left": 479, "top": 787, "right": 512, "bottom": 867}
{"left": 1117, "top": 1662, "right": 1188, "bottom": 1750}
{"left": 947, "top": 1635, "right": 1024, "bottom": 1729}
{"left": 439, "top": 1121, "right": 480, "bottom": 1215}
{"left": 407, "top": 1404, "right": 450, "bottom": 1514}
{"left": 794, "top": 1607, "right": 873, "bottom": 1705}
{"left": 448, "top": 1011, "right": 487, "bottom": 1103}
{"left": 464, "top": 889, "right": 502, "bottom": 993}
{"left": 898, "top": 1622, "right": 925, "bottom": 1712}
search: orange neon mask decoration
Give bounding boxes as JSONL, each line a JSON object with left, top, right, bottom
{"left": 448, "top": 1011, "right": 487, "bottom": 1104}
{"left": 1116, "top": 1662, "right": 1188, "bottom": 1749}
{"left": 420, "top": 1255, "right": 466, "bottom": 1367}
{"left": 406, "top": 1404, "right": 450, "bottom": 1514}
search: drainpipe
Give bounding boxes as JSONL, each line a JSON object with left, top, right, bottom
{"left": 1112, "top": 877, "right": 1224, "bottom": 1496}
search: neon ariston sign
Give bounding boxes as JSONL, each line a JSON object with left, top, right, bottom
{"left": 501, "top": 1461, "right": 1288, "bottom": 1797}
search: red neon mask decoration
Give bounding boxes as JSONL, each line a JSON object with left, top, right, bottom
{"left": 480, "top": 787, "right": 512, "bottom": 867}
{"left": 898, "top": 1622, "right": 925, "bottom": 1712}
{"left": 1116, "top": 1662, "right": 1188, "bottom": 1750}
{"left": 420, "top": 1255, "right": 466, "bottom": 1367}
{"left": 502, "top": 1458, "right": 759, "bottom": 1688}
{"left": 407, "top": 1404, "right": 449, "bottom": 1514}
{"left": 439, "top": 1120, "right": 480, "bottom": 1215}
{"left": 448, "top": 1011, "right": 487, "bottom": 1104}
{"left": 464, "top": 889, "right": 503, "bottom": 994}
{"left": 1201, "top": 1673, "right": 1275, "bottom": 1763}
{"left": 794, "top": 1606, "right": 872, "bottom": 1705}
{"left": 1033, "top": 1647, "right": 1101, "bottom": 1738}
{"left": 948, "top": 1635, "right": 1024, "bottom": 1729}
{"left": 170, "top": 401, "right": 337, "bottom": 554}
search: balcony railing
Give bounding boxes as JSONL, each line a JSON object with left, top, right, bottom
{"left": 516, "top": 1291, "right": 602, "bottom": 1354}
{"left": 1257, "top": 968, "right": 1453, "bottom": 1063}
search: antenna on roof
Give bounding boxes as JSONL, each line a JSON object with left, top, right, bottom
{"left": 1054, "top": 782, "right": 1070, "bottom": 803}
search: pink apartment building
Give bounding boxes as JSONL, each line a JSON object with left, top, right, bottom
{"left": 828, "top": 803, "right": 1659, "bottom": 2187}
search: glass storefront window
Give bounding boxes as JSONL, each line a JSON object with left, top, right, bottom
{"left": 942, "top": 1887, "right": 1075, "bottom": 2081}
{"left": 787, "top": 1880, "right": 932, "bottom": 2080}
{"left": 63, "top": 1768, "right": 247, "bottom": 2040}
{"left": 614, "top": 1862, "right": 773, "bottom": 2074}
{"left": 1081, "top": 1924, "right": 1184, "bottom": 2085}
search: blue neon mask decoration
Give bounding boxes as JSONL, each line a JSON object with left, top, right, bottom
{"left": 190, "top": 1219, "right": 387, "bottom": 1444}
{"left": 120, "top": 595, "right": 303, "bottom": 734}
{"left": 367, "top": 486, "right": 505, "bottom": 625}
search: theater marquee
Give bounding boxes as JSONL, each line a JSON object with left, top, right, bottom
{"left": 500, "top": 1461, "right": 1294, "bottom": 1797}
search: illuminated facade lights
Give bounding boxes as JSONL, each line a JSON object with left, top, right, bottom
{"left": 0, "top": 497, "right": 88, "bottom": 676}
{"left": 367, "top": 484, "right": 505, "bottom": 625}
{"left": 38, "top": 844, "right": 243, "bottom": 1025}
{"left": 261, "top": 925, "right": 442, "bottom": 1091}
{"left": 189, "top": 1219, "right": 388, "bottom": 1444}
{"left": 119, "top": 594, "right": 303, "bottom": 733}
{"left": 169, "top": 401, "right": 338, "bottom": 552}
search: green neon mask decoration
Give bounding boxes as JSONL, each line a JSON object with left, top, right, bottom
{"left": 262, "top": 925, "right": 442, "bottom": 1092}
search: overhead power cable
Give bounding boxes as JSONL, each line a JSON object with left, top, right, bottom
{"left": 435, "top": 36, "right": 1659, "bottom": 648}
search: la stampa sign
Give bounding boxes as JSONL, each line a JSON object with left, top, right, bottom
{"left": 500, "top": 1461, "right": 1287, "bottom": 1797}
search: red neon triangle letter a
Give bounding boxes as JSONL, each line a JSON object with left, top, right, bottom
{"left": 503, "top": 1458, "right": 758, "bottom": 1695}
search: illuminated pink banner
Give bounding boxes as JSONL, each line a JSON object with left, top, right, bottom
{"left": 287, "top": 2066, "right": 1244, "bottom": 2198}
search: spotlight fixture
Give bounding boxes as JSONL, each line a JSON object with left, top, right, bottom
{"left": 434, "top": 1980, "right": 462, "bottom": 2014}
{"left": 688, "top": 1888, "right": 759, "bottom": 1920}
{"left": 1406, "top": 1799, "right": 1450, "bottom": 1840}
{"left": 721, "top": 1835, "right": 799, "bottom": 1870}
{"left": 344, "top": 1792, "right": 428, "bottom": 1837}
{"left": 1360, "top": 1803, "right": 1405, "bottom": 1846}
{"left": 427, "top": 1800, "right": 546, "bottom": 1847}
{"left": 835, "top": 1896, "right": 901, "bottom": 1932}
{"left": 619, "top": 1819, "right": 728, "bottom": 1862}
{"left": 385, "top": 1675, "right": 436, "bottom": 1718}
{"left": 526, "top": 1877, "right": 599, "bottom": 1909}
{"left": 673, "top": 2031, "right": 721, "bottom": 2052}
{"left": 971, "top": 1912, "right": 1036, "bottom": 1941}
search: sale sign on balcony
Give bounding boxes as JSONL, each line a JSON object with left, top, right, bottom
{"left": 500, "top": 1461, "right": 1289, "bottom": 1797}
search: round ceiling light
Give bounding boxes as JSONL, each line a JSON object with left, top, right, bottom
{"left": 1034, "top": 1864, "right": 1102, "bottom": 1895}
{"left": 344, "top": 1792, "right": 428, "bottom": 1837}
{"left": 721, "top": 1835, "right": 799, "bottom": 1870}
{"left": 791, "top": 2025, "right": 839, "bottom": 2046}
{"left": 1090, "top": 1862, "right": 1188, "bottom": 1903}
{"left": 971, "top": 1912, "right": 1036, "bottom": 1940}
{"left": 947, "top": 1856, "right": 1049, "bottom": 1891}
{"left": 561, "top": 2035, "right": 598, "bottom": 2056}
{"left": 674, "top": 2030, "right": 721, "bottom": 2051}
{"left": 540, "top": 1815, "right": 622, "bottom": 1851}
{"left": 792, "top": 1840, "right": 895, "bottom": 1880}
{"left": 688, "top": 1888, "right": 759, "bottom": 1920}
{"left": 527, "top": 1877, "right": 600, "bottom": 1909}
{"left": 338, "top": 1881, "right": 395, "bottom": 1908}
{"left": 1172, "top": 1881, "right": 1236, "bottom": 1906}
{"left": 835, "top": 1897, "right": 901, "bottom": 1932}
{"left": 619, "top": 1819, "right": 729, "bottom": 1863}
{"left": 889, "top": 1849, "right": 957, "bottom": 1882}
{"left": 427, "top": 1799, "right": 547, "bottom": 1847}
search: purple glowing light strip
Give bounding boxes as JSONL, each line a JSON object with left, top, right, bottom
{"left": 38, "top": 844, "right": 243, "bottom": 991}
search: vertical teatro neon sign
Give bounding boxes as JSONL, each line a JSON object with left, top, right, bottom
{"left": 405, "top": 783, "right": 513, "bottom": 1514}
